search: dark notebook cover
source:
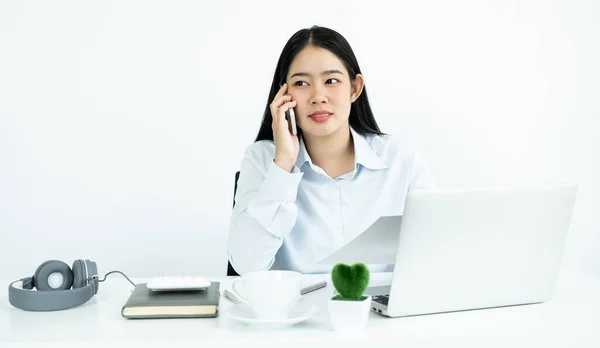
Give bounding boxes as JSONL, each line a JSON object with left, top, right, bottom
{"left": 121, "top": 281, "right": 220, "bottom": 319}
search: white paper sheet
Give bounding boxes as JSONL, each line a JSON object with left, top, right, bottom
{"left": 317, "top": 215, "right": 402, "bottom": 265}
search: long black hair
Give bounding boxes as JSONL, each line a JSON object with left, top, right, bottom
{"left": 254, "top": 25, "right": 383, "bottom": 142}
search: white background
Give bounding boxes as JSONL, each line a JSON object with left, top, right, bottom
{"left": 1, "top": 0, "right": 598, "bottom": 279}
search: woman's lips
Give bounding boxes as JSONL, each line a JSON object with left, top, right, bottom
{"left": 309, "top": 112, "right": 332, "bottom": 123}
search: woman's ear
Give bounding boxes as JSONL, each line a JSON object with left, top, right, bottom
{"left": 351, "top": 74, "right": 365, "bottom": 103}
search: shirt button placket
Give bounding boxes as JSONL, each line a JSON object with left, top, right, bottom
{"left": 331, "top": 180, "right": 343, "bottom": 248}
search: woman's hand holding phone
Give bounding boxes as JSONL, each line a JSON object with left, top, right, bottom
{"left": 270, "top": 83, "right": 299, "bottom": 172}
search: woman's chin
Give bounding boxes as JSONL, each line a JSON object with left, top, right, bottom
{"left": 301, "top": 123, "right": 341, "bottom": 138}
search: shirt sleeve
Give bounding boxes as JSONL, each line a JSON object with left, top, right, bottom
{"left": 227, "top": 143, "right": 303, "bottom": 274}
{"left": 408, "top": 148, "right": 437, "bottom": 189}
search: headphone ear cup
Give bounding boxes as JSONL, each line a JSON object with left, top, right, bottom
{"left": 85, "top": 259, "right": 99, "bottom": 294}
{"left": 33, "top": 260, "right": 74, "bottom": 291}
{"left": 71, "top": 259, "right": 86, "bottom": 289}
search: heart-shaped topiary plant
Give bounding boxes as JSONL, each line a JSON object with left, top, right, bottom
{"left": 331, "top": 262, "right": 370, "bottom": 301}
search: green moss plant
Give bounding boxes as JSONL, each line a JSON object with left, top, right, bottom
{"left": 331, "top": 262, "right": 370, "bottom": 301}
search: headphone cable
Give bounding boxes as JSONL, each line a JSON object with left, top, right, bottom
{"left": 94, "top": 270, "right": 136, "bottom": 288}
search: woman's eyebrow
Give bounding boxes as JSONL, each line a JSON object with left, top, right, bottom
{"left": 290, "top": 69, "right": 344, "bottom": 78}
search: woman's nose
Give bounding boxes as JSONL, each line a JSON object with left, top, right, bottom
{"left": 310, "top": 88, "right": 328, "bottom": 104}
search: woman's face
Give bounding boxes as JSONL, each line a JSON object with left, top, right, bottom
{"left": 285, "top": 46, "right": 364, "bottom": 138}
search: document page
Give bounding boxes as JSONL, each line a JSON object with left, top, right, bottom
{"left": 318, "top": 215, "right": 402, "bottom": 265}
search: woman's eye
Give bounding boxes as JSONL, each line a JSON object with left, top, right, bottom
{"left": 294, "top": 81, "right": 308, "bottom": 86}
{"left": 326, "top": 78, "right": 340, "bottom": 84}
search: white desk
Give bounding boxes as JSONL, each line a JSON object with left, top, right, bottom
{"left": 1, "top": 268, "right": 599, "bottom": 348}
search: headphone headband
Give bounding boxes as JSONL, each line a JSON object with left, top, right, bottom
{"left": 8, "top": 279, "right": 95, "bottom": 311}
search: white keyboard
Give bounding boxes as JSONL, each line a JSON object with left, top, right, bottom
{"left": 146, "top": 276, "right": 211, "bottom": 291}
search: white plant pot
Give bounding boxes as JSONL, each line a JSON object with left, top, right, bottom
{"left": 328, "top": 295, "right": 372, "bottom": 331}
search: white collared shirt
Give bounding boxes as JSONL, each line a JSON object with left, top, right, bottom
{"left": 228, "top": 127, "right": 435, "bottom": 274}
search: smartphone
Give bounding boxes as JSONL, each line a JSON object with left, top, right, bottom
{"left": 280, "top": 84, "right": 297, "bottom": 135}
{"left": 285, "top": 107, "right": 298, "bottom": 135}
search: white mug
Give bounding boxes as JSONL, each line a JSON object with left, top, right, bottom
{"left": 231, "top": 270, "right": 302, "bottom": 320}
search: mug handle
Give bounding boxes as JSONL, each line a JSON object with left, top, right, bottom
{"left": 231, "top": 277, "right": 249, "bottom": 304}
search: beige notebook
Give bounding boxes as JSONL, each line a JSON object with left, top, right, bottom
{"left": 122, "top": 282, "right": 220, "bottom": 319}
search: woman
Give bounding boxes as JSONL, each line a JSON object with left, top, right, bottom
{"left": 228, "top": 26, "right": 435, "bottom": 275}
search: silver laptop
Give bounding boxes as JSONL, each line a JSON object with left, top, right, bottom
{"left": 367, "top": 184, "right": 578, "bottom": 317}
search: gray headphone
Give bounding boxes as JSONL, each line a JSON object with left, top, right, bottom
{"left": 8, "top": 259, "right": 99, "bottom": 311}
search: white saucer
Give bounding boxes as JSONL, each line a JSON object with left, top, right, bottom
{"left": 226, "top": 302, "right": 321, "bottom": 329}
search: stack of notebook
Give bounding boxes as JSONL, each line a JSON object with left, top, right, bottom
{"left": 121, "top": 282, "right": 220, "bottom": 319}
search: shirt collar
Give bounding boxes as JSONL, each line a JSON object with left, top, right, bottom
{"left": 295, "top": 135, "right": 310, "bottom": 168}
{"left": 351, "top": 127, "right": 388, "bottom": 170}
{"left": 295, "top": 127, "right": 388, "bottom": 171}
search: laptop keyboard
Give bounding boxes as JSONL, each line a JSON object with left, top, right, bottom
{"left": 372, "top": 295, "right": 389, "bottom": 306}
